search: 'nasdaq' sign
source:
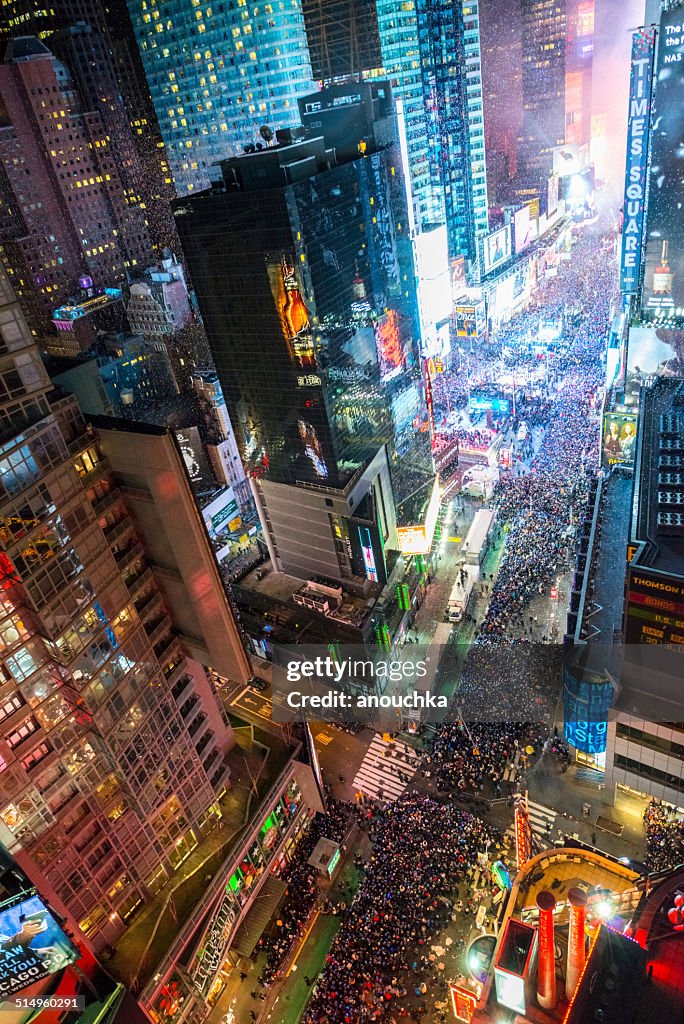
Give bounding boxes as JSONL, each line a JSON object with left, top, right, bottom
{"left": 620, "top": 27, "right": 656, "bottom": 294}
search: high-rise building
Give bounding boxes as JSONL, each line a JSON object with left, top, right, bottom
{"left": 480, "top": 0, "right": 523, "bottom": 205}
{"left": 0, "top": 0, "right": 176, "bottom": 239}
{"left": 191, "top": 371, "right": 251, "bottom": 506}
{"left": 302, "top": 0, "right": 382, "bottom": 80}
{"left": 517, "top": 0, "right": 567, "bottom": 198}
{"left": 125, "top": 0, "right": 315, "bottom": 194}
{"left": 375, "top": 0, "right": 488, "bottom": 261}
{"left": 174, "top": 82, "right": 435, "bottom": 584}
{"left": 564, "top": 0, "right": 594, "bottom": 150}
{"left": 0, "top": 37, "right": 152, "bottom": 334}
{"left": 415, "top": 0, "right": 488, "bottom": 259}
{"left": 0, "top": 263, "right": 243, "bottom": 952}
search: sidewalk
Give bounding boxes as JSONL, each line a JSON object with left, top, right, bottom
{"left": 207, "top": 827, "right": 371, "bottom": 1024}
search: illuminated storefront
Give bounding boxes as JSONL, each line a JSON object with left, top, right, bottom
{"left": 146, "top": 773, "right": 312, "bottom": 1023}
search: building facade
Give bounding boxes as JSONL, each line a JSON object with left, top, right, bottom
{"left": 415, "top": 0, "right": 488, "bottom": 260}
{"left": 0, "top": 265, "right": 239, "bottom": 953}
{"left": 0, "top": 0, "right": 176, "bottom": 241}
{"left": 174, "top": 82, "right": 434, "bottom": 584}
{"left": 375, "top": 0, "right": 488, "bottom": 263}
{"left": 302, "top": 0, "right": 382, "bottom": 80}
{"left": 125, "top": 0, "right": 315, "bottom": 194}
{"left": 126, "top": 251, "right": 193, "bottom": 339}
{"left": 191, "top": 371, "right": 251, "bottom": 506}
{"left": 517, "top": 0, "right": 567, "bottom": 200}
{"left": 604, "top": 377, "right": 684, "bottom": 814}
{"left": 0, "top": 37, "right": 152, "bottom": 334}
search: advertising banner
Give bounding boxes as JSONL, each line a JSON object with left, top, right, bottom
{"left": 626, "top": 324, "right": 684, "bottom": 383}
{"left": 175, "top": 427, "right": 215, "bottom": 493}
{"left": 482, "top": 226, "right": 511, "bottom": 274}
{"left": 641, "top": 8, "right": 684, "bottom": 320}
{"left": 513, "top": 206, "right": 532, "bottom": 254}
{"left": 547, "top": 175, "right": 559, "bottom": 216}
{"left": 0, "top": 895, "right": 78, "bottom": 998}
{"left": 374, "top": 309, "right": 404, "bottom": 380}
{"left": 552, "top": 143, "right": 582, "bottom": 176}
{"left": 602, "top": 411, "right": 637, "bottom": 465}
{"left": 620, "top": 27, "right": 657, "bottom": 294}
{"left": 450, "top": 255, "right": 467, "bottom": 303}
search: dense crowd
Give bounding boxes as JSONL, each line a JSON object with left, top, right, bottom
{"left": 257, "top": 796, "right": 352, "bottom": 984}
{"left": 424, "top": 225, "right": 616, "bottom": 788}
{"left": 302, "top": 225, "right": 618, "bottom": 1021}
{"left": 304, "top": 795, "right": 501, "bottom": 1024}
{"left": 643, "top": 799, "right": 684, "bottom": 872}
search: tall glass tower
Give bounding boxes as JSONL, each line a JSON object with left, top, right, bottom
{"left": 174, "top": 83, "right": 434, "bottom": 584}
{"left": 125, "top": 0, "right": 315, "bottom": 193}
{"left": 375, "top": 0, "right": 488, "bottom": 261}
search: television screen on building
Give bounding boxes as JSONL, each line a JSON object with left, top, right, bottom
{"left": 513, "top": 206, "right": 532, "bottom": 253}
{"left": 602, "top": 412, "right": 637, "bottom": 466}
{"left": 482, "top": 226, "right": 511, "bottom": 274}
{"left": 0, "top": 895, "right": 78, "bottom": 999}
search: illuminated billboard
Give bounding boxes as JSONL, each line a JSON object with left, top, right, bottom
{"left": 626, "top": 324, "right": 684, "bottom": 383}
{"left": 641, "top": 7, "right": 684, "bottom": 320}
{"left": 625, "top": 568, "right": 684, "bottom": 645}
{"left": 454, "top": 302, "right": 486, "bottom": 339}
{"left": 552, "top": 142, "right": 583, "bottom": 177}
{"left": 563, "top": 661, "right": 612, "bottom": 755}
{"left": 469, "top": 394, "right": 510, "bottom": 415}
{"left": 548, "top": 175, "right": 560, "bottom": 216}
{"left": 396, "top": 479, "right": 441, "bottom": 555}
{"left": 202, "top": 488, "right": 240, "bottom": 537}
{"left": 482, "top": 226, "right": 511, "bottom": 274}
{"left": 374, "top": 309, "right": 404, "bottom": 380}
{"left": 175, "top": 428, "right": 215, "bottom": 493}
{"left": 620, "top": 27, "right": 657, "bottom": 294}
{"left": 602, "top": 412, "right": 637, "bottom": 466}
{"left": 513, "top": 206, "right": 532, "bottom": 254}
{"left": 0, "top": 895, "right": 78, "bottom": 998}
{"left": 450, "top": 256, "right": 466, "bottom": 302}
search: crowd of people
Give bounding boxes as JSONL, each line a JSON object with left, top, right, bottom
{"left": 257, "top": 796, "right": 352, "bottom": 985}
{"left": 423, "top": 225, "right": 616, "bottom": 787}
{"left": 300, "top": 225, "right": 619, "bottom": 1021}
{"left": 643, "top": 799, "right": 684, "bottom": 872}
{"left": 304, "top": 795, "right": 502, "bottom": 1024}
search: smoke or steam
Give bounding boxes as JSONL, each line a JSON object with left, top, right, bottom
{"left": 591, "top": 0, "right": 647, "bottom": 205}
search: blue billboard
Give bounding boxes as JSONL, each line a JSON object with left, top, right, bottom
{"left": 563, "top": 662, "right": 613, "bottom": 755}
{"left": 0, "top": 894, "right": 78, "bottom": 998}
{"left": 469, "top": 395, "right": 511, "bottom": 415}
{"left": 620, "top": 27, "right": 656, "bottom": 294}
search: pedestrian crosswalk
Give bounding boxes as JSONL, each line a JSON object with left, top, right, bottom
{"left": 352, "top": 734, "right": 421, "bottom": 803}
{"left": 504, "top": 800, "right": 557, "bottom": 853}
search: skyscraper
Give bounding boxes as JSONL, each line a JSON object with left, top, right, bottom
{"left": 517, "top": 0, "right": 567, "bottom": 197}
{"left": 415, "top": 0, "right": 488, "bottom": 259}
{"left": 375, "top": 0, "right": 488, "bottom": 262}
{"left": 0, "top": 37, "right": 152, "bottom": 333}
{"left": 125, "top": 0, "right": 315, "bottom": 194}
{"left": 480, "top": 0, "right": 523, "bottom": 205}
{"left": 302, "top": 0, "right": 382, "bottom": 80}
{"left": 0, "top": 0, "right": 177, "bottom": 242}
{"left": 0, "top": 263, "right": 240, "bottom": 951}
{"left": 174, "top": 82, "right": 434, "bottom": 584}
